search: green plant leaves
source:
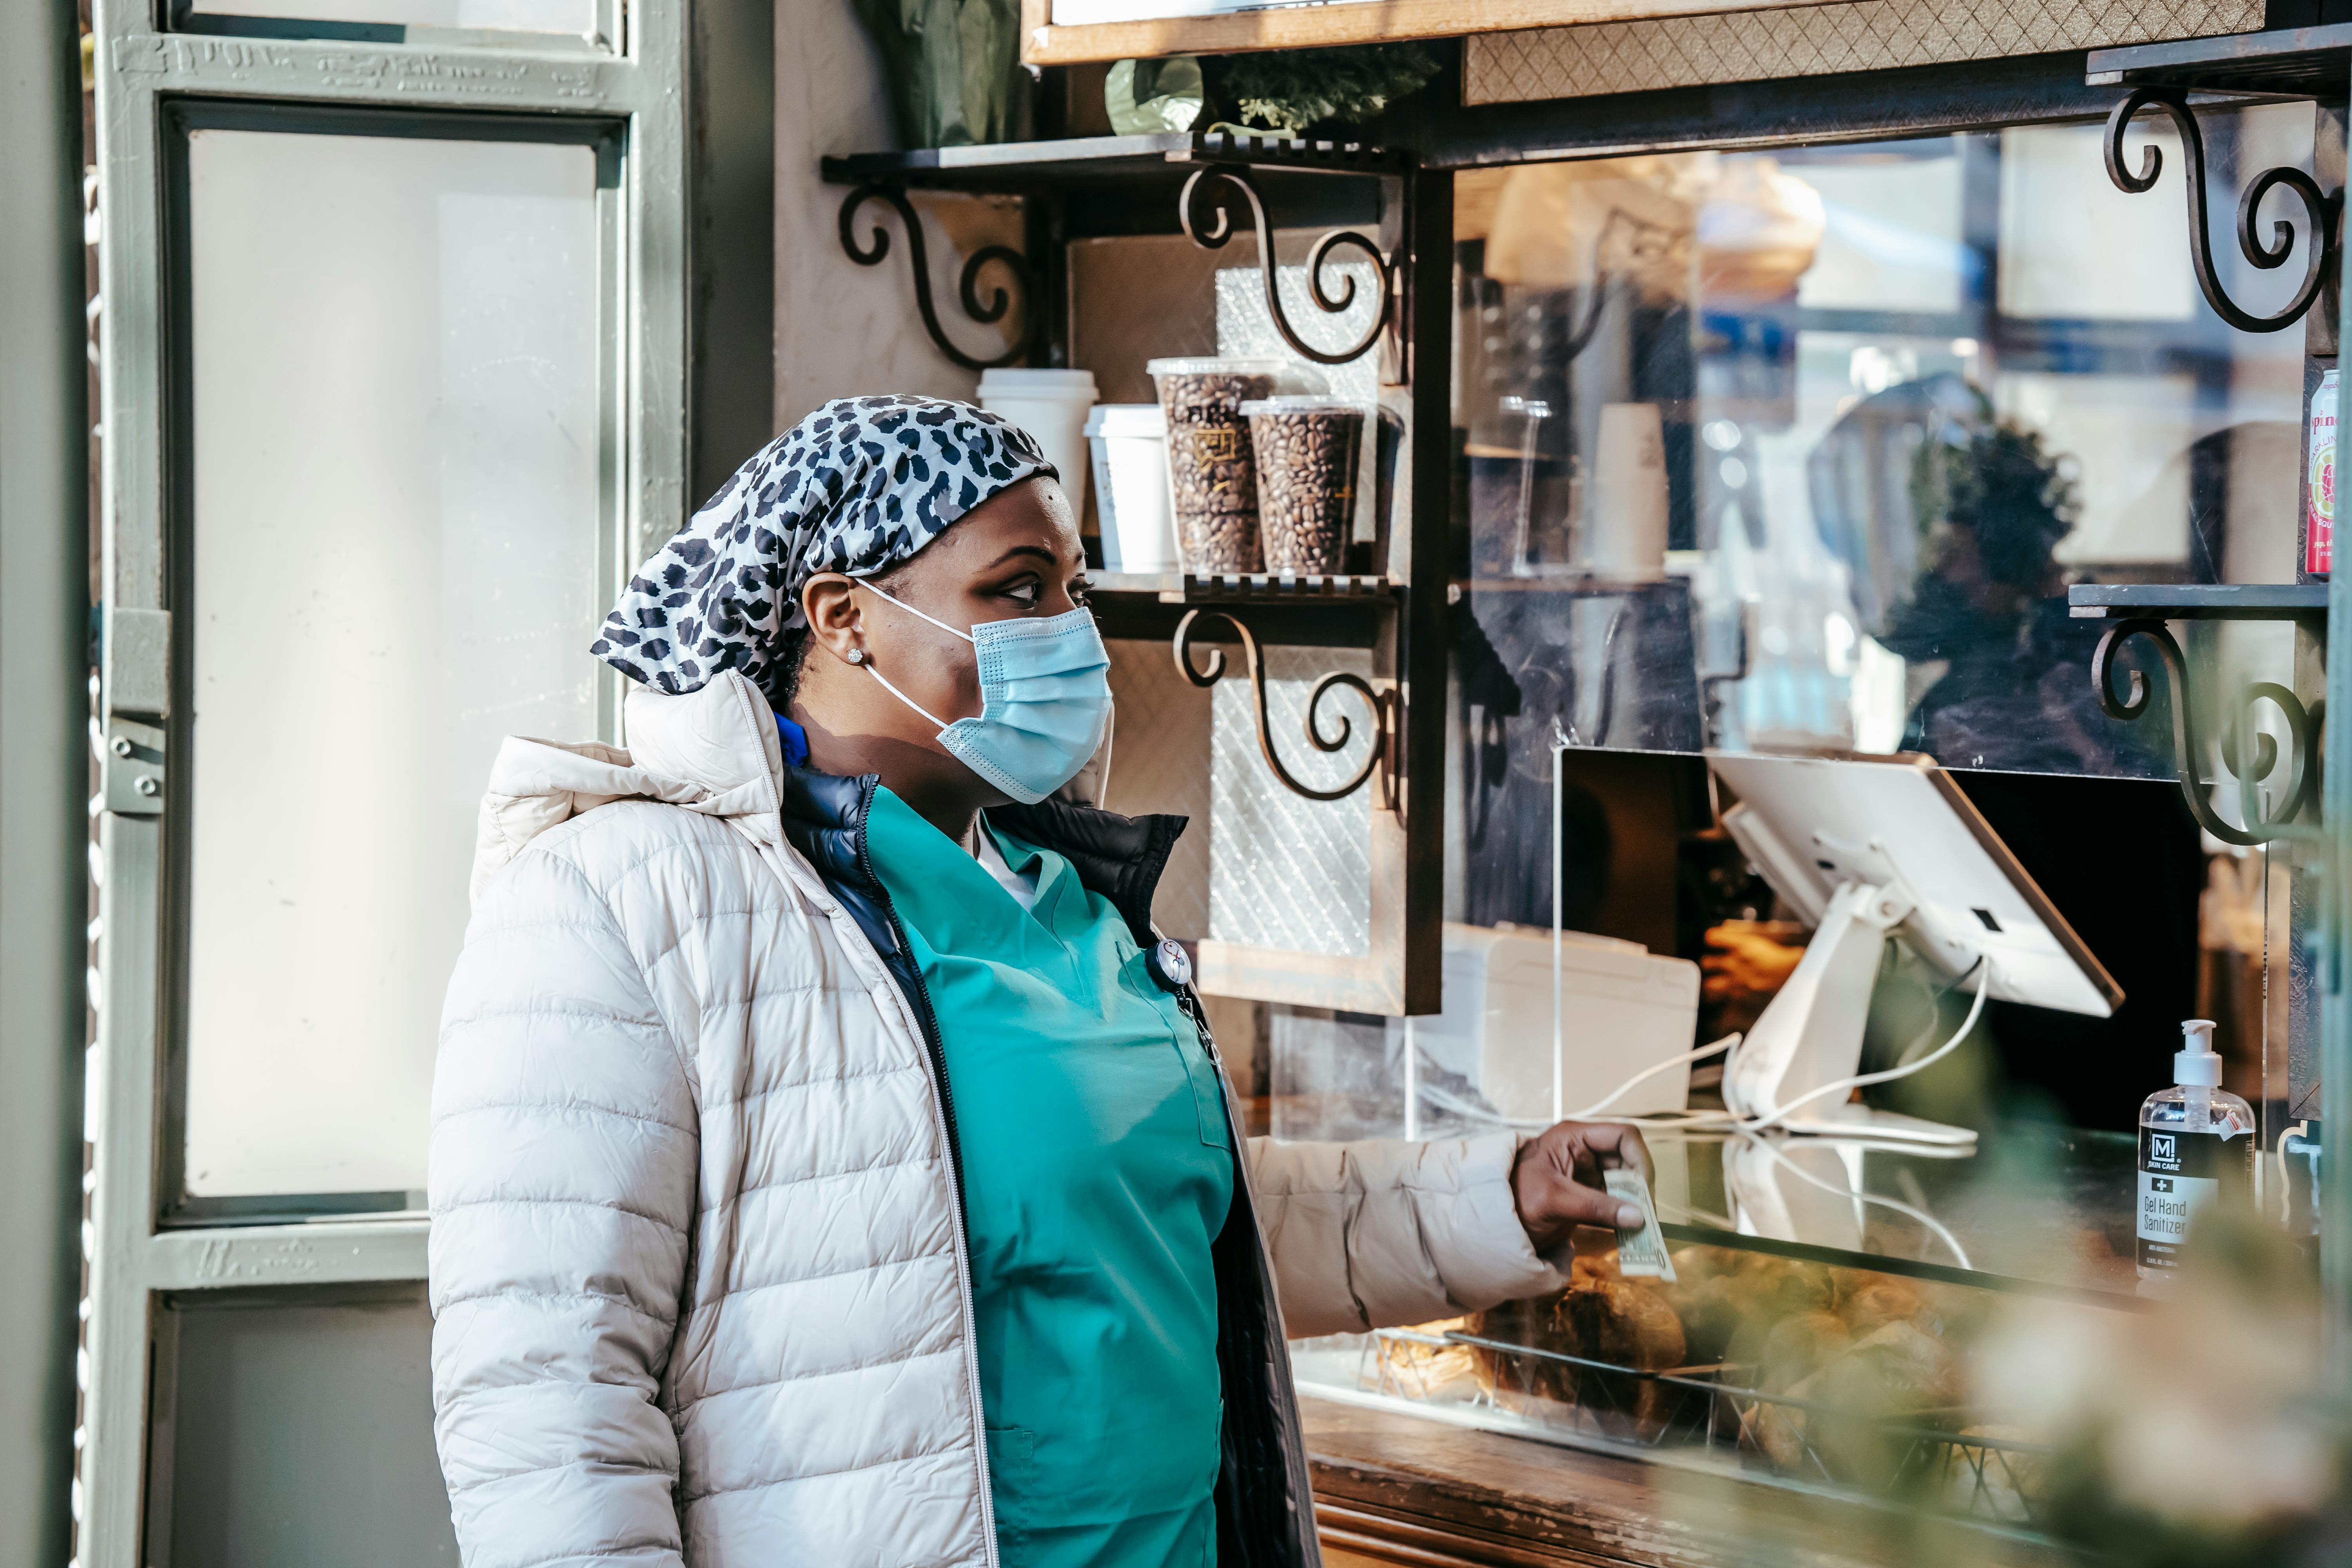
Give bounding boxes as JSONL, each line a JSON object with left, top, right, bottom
{"left": 852, "top": 0, "right": 1028, "bottom": 148}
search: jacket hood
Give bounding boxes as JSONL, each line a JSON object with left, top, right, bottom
{"left": 470, "top": 671, "right": 785, "bottom": 906}
{"left": 472, "top": 668, "right": 1192, "bottom": 948}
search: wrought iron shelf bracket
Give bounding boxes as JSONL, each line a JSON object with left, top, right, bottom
{"left": 2103, "top": 85, "right": 2339, "bottom": 335}
{"left": 835, "top": 183, "right": 1038, "bottom": 371}
{"left": 1174, "top": 127, "right": 1411, "bottom": 175}
{"left": 2091, "top": 615, "right": 2323, "bottom": 846}
{"left": 1173, "top": 608, "right": 1397, "bottom": 808}
{"left": 1177, "top": 164, "right": 1393, "bottom": 367}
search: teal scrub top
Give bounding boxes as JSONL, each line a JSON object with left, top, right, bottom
{"left": 864, "top": 788, "right": 1236, "bottom": 1568}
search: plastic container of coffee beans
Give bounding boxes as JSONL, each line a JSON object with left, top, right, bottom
{"left": 1241, "top": 397, "right": 1365, "bottom": 575}
{"left": 1147, "top": 356, "right": 1289, "bottom": 572}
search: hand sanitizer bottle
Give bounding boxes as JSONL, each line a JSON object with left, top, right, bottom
{"left": 2137, "top": 1019, "right": 2256, "bottom": 1280}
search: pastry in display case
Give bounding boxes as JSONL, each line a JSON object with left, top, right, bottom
{"left": 1295, "top": 1129, "right": 2118, "bottom": 1537}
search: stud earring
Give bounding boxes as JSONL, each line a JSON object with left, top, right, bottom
{"left": 847, "top": 648, "right": 866, "bottom": 665}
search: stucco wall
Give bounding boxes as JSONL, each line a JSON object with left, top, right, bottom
{"left": 775, "top": 7, "right": 1024, "bottom": 430}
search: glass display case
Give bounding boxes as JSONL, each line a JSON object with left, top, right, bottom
{"left": 1288, "top": 1125, "right": 2131, "bottom": 1526}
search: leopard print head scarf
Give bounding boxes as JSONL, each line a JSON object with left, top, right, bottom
{"left": 591, "top": 394, "right": 1054, "bottom": 701}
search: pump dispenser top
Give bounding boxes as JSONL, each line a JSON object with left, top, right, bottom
{"left": 2174, "top": 1018, "right": 2221, "bottom": 1087}
{"left": 2136, "top": 1016, "right": 2254, "bottom": 1281}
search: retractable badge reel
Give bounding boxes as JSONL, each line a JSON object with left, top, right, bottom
{"left": 1148, "top": 938, "right": 1192, "bottom": 993}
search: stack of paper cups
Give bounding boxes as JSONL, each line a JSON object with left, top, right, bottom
{"left": 1584, "top": 402, "right": 1669, "bottom": 581}
{"left": 977, "top": 368, "right": 1098, "bottom": 522}
{"left": 1084, "top": 403, "right": 1176, "bottom": 572}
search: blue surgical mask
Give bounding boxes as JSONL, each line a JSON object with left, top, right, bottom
{"left": 856, "top": 582, "right": 1112, "bottom": 806}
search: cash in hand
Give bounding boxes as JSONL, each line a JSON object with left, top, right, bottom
{"left": 1604, "top": 1168, "right": 1676, "bottom": 1282}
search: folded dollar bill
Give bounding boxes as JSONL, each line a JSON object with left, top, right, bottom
{"left": 1604, "top": 1168, "right": 1677, "bottom": 1282}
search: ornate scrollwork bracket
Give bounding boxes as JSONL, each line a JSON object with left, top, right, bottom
{"left": 2092, "top": 616, "right": 2323, "bottom": 846}
{"left": 1176, "top": 166, "right": 1393, "bottom": 366}
{"left": 2103, "top": 86, "right": 2340, "bottom": 334}
{"left": 836, "top": 183, "right": 1037, "bottom": 371}
{"left": 1174, "top": 608, "right": 1397, "bottom": 808}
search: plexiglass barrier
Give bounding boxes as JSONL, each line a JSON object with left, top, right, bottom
{"left": 1452, "top": 109, "right": 2314, "bottom": 785}
{"left": 180, "top": 128, "right": 605, "bottom": 1200}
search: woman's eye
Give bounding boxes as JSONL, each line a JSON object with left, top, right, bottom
{"left": 1004, "top": 579, "right": 1041, "bottom": 608}
{"left": 1071, "top": 576, "right": 1093, "bottom": 607}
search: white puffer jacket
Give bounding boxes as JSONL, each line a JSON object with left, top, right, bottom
{"left": 428, "top": 671, "right": 1570, "bottom": 1568}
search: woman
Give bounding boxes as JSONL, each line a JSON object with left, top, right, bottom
{"left": 430, "top": 395, "right": 1650, "bottom": 1568}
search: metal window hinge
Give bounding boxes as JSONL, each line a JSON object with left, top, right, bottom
{"left": 102, "top": 726, "right": 165, "bottom": 817}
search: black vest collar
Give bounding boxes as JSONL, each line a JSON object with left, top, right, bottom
{"left": 773, "top": 766, "right": 1187, "bottom": 951}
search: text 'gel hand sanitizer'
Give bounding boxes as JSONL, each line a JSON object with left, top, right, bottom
{"left": 2137, "top": 1018, "right": 2255, "bottom": 1279}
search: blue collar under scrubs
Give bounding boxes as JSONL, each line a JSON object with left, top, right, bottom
{"left": 864, "top": 786, "right": 1236, "bottom": 1568}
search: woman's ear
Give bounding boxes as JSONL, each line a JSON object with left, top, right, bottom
{"left": 800, "top": 573, "right": 865, "bottom": 668}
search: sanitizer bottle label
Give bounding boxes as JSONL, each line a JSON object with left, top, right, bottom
{"left": 2136, "top": 1127, "right": 2251, "bottom": 1270}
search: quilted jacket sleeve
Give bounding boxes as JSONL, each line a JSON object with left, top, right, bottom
{"left": 429, "top": 850, "right": 701, "bottom": 1568}
{"left": 1245, "top": 1133, "right": 1569, "bottom": 1338}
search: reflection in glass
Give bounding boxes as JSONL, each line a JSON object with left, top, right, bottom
{"left": 182, "top": 129, "right": 604, "bottom": 1198}
{"left": 1454, "top": 107, "right": 2312, "bottom": 796}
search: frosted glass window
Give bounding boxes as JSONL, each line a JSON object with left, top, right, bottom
{"left": 165, "top": 1292, "right": 457, "bottom": 1567}
{"left": 182, "top": 129, "right": 604, "bottom": 1198}
{"left": 182, "top": 0, "right": 597, "bottom": 36}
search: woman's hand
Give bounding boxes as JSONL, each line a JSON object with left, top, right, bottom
{"left": 1510, "top": 1121, "right": 1654, "bottom": 1253}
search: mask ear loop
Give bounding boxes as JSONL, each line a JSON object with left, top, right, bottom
{"left": 857, "top": 578, "right": 975, "bottom": 644}
{"left": 849, "top": 579, "right": 967, "bottom": 731}
{"left": 861, "top": 659, "right": 953, "bottom": 731}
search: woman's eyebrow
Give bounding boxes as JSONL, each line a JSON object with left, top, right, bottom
{"left": 981, "top": 545, "right": 1060, "bottom": 570}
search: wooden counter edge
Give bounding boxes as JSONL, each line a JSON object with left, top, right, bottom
{"left": 1299, "top": 1393, "right": 2070, "bottom": 1568}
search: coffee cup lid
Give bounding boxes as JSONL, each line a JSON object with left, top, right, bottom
{"left": 1145, "top": 356, "right": 1287, "bottom": 377}
{"left": 978, "top": 368, "right": 1098, "bottom": 393}
{"left": 1239, "top": 397, "right": 1362, "bottom": 416}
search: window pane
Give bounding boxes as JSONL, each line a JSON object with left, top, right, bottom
{"left": 163, "top": 1290, "right": 456, "bottom": 1567}
{"left": 181, "top": 0, "right": 598, "bottom": 37}
{"left": 182, "top": 128, "right": 604, "bottom": 1198}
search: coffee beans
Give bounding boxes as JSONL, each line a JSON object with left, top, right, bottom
{"left": 1155, "top": 368, "right": 1278, "bottom": 573}
{"left": 1248, "top": 403, "right": 1363, "bottom": 574}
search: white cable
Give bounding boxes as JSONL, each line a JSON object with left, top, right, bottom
{"left": 1530, "top": 960, "right": 1985, "bottom": 1139}
{"left": 1566, "top": 1034, "right": 1740, "bottom": 1120}
{"left": 1740, "top": 958, "right": 1992, "bottom": 1137}
{"left": 2277, "top": 1119, "right": 2312, "bottom": 1225}
{"left": 1731, "top": 1123, "right": 1975, "bottom": 1270}
{"left": 1489, "top": 962, "right": 1989, "bottom": 1275}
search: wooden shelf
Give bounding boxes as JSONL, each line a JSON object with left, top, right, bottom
{"left": 2085, "top": 24, "right": 2352, "bottom": 96}
{"left": 1021, "top": 0, "right": 1845, "bottom": 68}
{"left": 2066, "top": 582, "right": 2328, "bottom": 620}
